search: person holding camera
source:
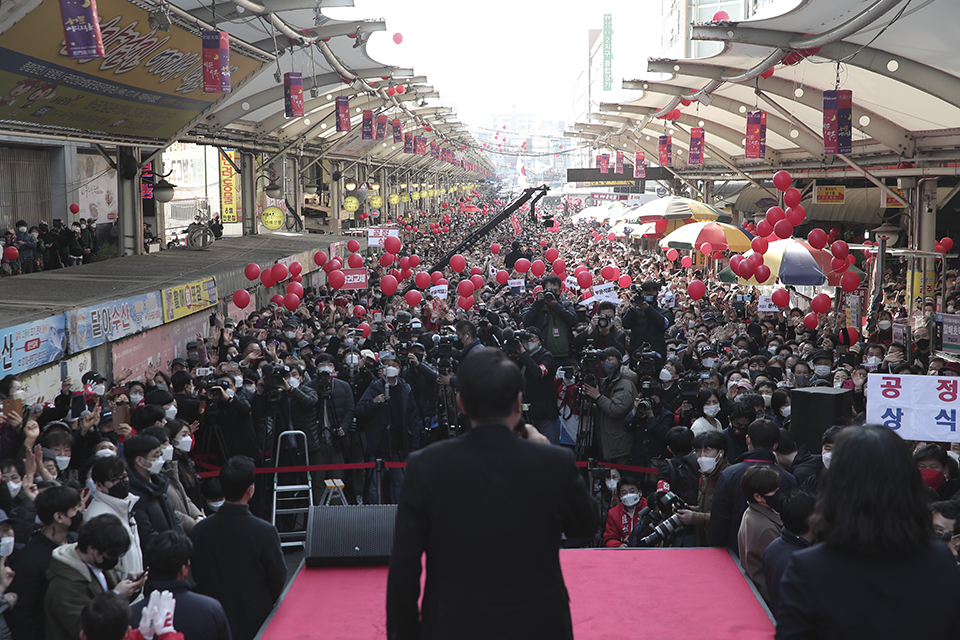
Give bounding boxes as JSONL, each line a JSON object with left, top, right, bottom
{"left": 250, "top": 363, "right": 317, "bottom": 464}
{"left": 656, "top": 427, "right": 700, "bottom": 547}
{"left": 512, "top": 328, "right": 560, "bottom": 445}
{"left": 582, "top": 347, "right": 638, "bottom": 465}
{"left": 573, "top": 301, "right": 627, "bottom": 355}
{"left": 200, "top": 374, "right": 259, "bottom": 462}
{"left": 307, "top": 354, "right": 356, "bottom": 505}
{"left": 622, "top": 280, "right": 671, "bottom": 358}
{"left": 521, "top": 276, "right": 578, "bottom": 363}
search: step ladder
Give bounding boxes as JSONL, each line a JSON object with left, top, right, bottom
{"left": 271, "top": 430, "right": 313, "bottom": 549}
{"left": 317, "top": 479, "right": 349, "bottom": 506}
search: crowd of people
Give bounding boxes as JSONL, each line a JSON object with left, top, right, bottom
{"left": 1, "top": 219, "right": 108, "bottom": 275}
{"left": 0, "top": 186, "right": 959, "bottom": 638}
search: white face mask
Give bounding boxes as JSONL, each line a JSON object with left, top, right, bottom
{"left": 155, "top": 383, "right": 168, "bottom": 391}
{"left": 318, "top": 365, "right": 335, "bottom": 375}
{"left": 878, "top": 320, "right": 892, "bottom": 330}
{"left": 226, "top": 388, "right": 236, "bottom": 399}
{"left": 814, "top": 365, "right": 831, "bottom": 378}
{"left": 55, "top": 455, "right": 71, "bottom": 471}
{"left": 865, "top": 356, "right": 881, "bottom": 365}
{"left": 703, "top": 404, "right": 721, "bottom": 417}
{"left": 780, "top": 405, "right": 792, "bottom": 418}
{"left": 164, "top": 405, "right": 178, "bottom": 420}
{"left": 0, "top": 536, "right": 14, "bottom": 557}
{"left": 92, "top": 383, "right": 106, "bottom": 396}
{"left": 287, "top": 377, "right": 301, "bottom": 389}
{"left": 176, "top": 435, "right": 193, "bottom": 452}
{"left": 284, "top": 331, "right": 296, "bottom": 340}
{"left": 524, "top": 341, "right": 539, "bottom": 352}
{"left": 384, "top": 366, "right": 400, "bottom": 379}
{"left": 703, "top": 357, "right": 716, "bottom": 369}
{"left": 233, "top": 376, "right": 243, "bottom": 388}
{"left": 659, "top": 368, "right": 673, "bottom": 383}
{"left": 95, "top": 449, "right": 116, "bottom": 459}
{"left": 161, "top": 445, "right": 174, "bottom": 462}
{"left": 833, "top": 380, "right": 845, "bottom": 388}
{"left": 605, "top": 479, "right": 619, "bottom": 492}
{"left": 620, "top": 492, "right": 641, "bottom": 508}
{"left": 208, "top": 499, "right": 225, "bottom": 510}
{"left": 10, "top": 390, "right": 25, "bottom": 401}
{"left": 822, "top": 451, "right": 833, "bottom": 469}
{"left": 129, "top": 393, "right": 144, "bottom": 405}
{"left": 144, "top": 457, "right": 165, "bottom": 475}
{"left": 6, "top": 481, "right": 21, "bottom": 497}
{"left": 346, "top": 354, "right": 360, "bottom": 367}
{"left": 697, "top": 454, "right": 720, "bottom": 474}
{"left": 762, "top": 393, "right": 772, "bottom": 407}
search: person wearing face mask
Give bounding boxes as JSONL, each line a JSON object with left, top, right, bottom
{"left": 14, "top": 220, "right": 37, "bottom": 274}
{"left": 45, "top": 514, "right": 148, "bottom": 640}
{"left": 170, "top": 371, "right": 201, "bottom": 425}
{"left": 690, "top": 389, "right": 724, "bottom": 436}
{"left": 202, "top": 376, "right": 259, "bottom": 463}
{"left": 774, "top": 429, "right": 822, "bottom": 488}
{"left": 65, "top": 222, "right": 85, "bottom": 267}
{"left": 514, "top": 328, "right": 561, "bottom": 444}
{"left": 305, "top": 355, "right": 356, "bottom": 505}
{"left": 139, "top": 425, "right": 203, "bottom": 535}
{"left": 5, "top": 485, "right": 80, "bottom": 640}
{"left": 867, "top": 311, "right": 895, "bottom": 346}
{"left": 915, "top": 444, "right": 960, "bottom": 500}
{"left": 790, "top": 361, "right": 813, "bottom": 389}
{"left": 911, "top": 326, "right": 933, "bottom": 372}
{"left": 124, "top": 434, "right": 184, "bottom": 551}
{"left": 602, "top": 477, "right": 649, "bottom": 547}
{"left": 737, "top": 464, "right": 784, "bottom": 602}
{"left": 808, "top": 350, "right": 834, "bottom": 382}
{"left": 521, "top": 275, "right": 579, "bottom": 362}
{"left": 572, "top": 301, "right": 627, "bottom": 356}
{"left": 675, "top": 431, "right": 730, "bottom": 546}
{"left": 582, "top": 347, "right": 638, "bottom": 465}
{"left": 768, "top": 390, "right": 791, "bottom": 429}
{"left": 356, "top": 352, "right": 423, "bottom": 504}
{"left": 83, "top": 457, "right": 143, "bottom": 581}
{"left": 127, "top": 381, "right": 146, "bottom": 408}
{"left": 41, "top": 431, "right": 79, "bottom": 486}
{"left": 143, "top": 389, "right": 179, "bottom": 425}
{"left": 622, "top": 280, "right": 672, "bottom": 359}
{"left": 656, "top": 362, "right": 682, "bottom": 413}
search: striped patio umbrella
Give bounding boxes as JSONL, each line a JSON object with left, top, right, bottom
{"left": 658, "top": 221, "right": 753, "bottom": 252}
{"left": 633, "top": 196, "right": 731, "bottom": 223}
{"left": 629, "top": 218, "right": 693, "bottom": 238}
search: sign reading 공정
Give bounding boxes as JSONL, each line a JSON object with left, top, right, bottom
{"left": 867, "top": 373, "right": 960, "bottom": 441}
{"left": 162, "top": 277, "right": 217, "bottom": 322}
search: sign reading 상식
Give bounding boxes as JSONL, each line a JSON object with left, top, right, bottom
{"left": 866, "top": 374, "right": 960, "bottom": 441}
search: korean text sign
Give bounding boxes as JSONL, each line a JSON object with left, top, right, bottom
{"left": 866, "top": 374, "right": 960, "bottom": 441}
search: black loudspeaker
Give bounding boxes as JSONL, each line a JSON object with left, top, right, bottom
{"left": 305, "top": 505, "right": 397, "bottom": 567}
{"left": 789, "top": 387, "right": 853, "bottom": 452}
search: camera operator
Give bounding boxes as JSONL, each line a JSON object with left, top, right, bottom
{"left": 338, "top": 348, "right": 376, "bottom": 404}
{"left": 582, "top": 347, "right": 638, "bottom": 465}
{"left": 448, "top": 320, "right": 483, "bottom": 389}
{"left": 655, "top": 427, "right": 700, "bottom": 547}
{"left": 622, "top": 280, "right": 671, "bottom": 358}
{"left": 307, "top": 354, "right": 356, "bottom": 504}
{"left": 402, "top": 343, "right": 440, "bottom": 442}
{"left": 521, "top": 276, "right": 578, "bottom": 363}
{"left": 200, "top": 375, "right": 259, "bottom": 462}
{"left": 573, "top": 301, "right": 627, "bottom": 355}
{"left": 511, "top": 328, "right": 560, "bottom": 445}
{"left": 250, "top": 364, "right": 317, "bottom": 464}
{"left": 625, "top": 386, "right": 673, "bottom": 467}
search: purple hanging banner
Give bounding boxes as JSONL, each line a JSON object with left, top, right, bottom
{"left": 688, "top": 127, "right": 704, "bottom": 165}
{"left": 283, "top": 73, "right": 303, "bottom": 117}
{"left": 335, "top": 96, "right": 351, "bottom": 132}
{"left": 634, "top": 151, "right": 645, "bottom": 178}
{"left": 596, "top": 154, "right": 602, "bottom": 169}
{"left": 658, "top": 136, "right": 673, "bottom": 167}
{"left": 615, "top": 151, "right": 624, "bottom": 174}
{"left": 430, "top": 141, "right": 439, "bottom": 159}
{"left": 404, "top": 132, "right": 414, "bottom": 154}
{"left": 415, "top": 136, "right": 427, "bottom": 155}
{"left": 376, "top": 115, "right": 388, "bottom": 141}
{"left": 361, "top": 110, "right": 374, "bottom": 139}
{"left": 392, "top": 119, "right": 403, "bottom": 143}
{"left": 823, "top": 89, "right": 853, "bottom": 155}
{"left": 58, "top": 0, "right": 105, "bottom": 60}
{"left": 202, "top": 31, "right": 231, "bottom": 93}
{"left": 745, "top": 110, "right": 767, "bottom": 159}
{"left": 600, "top": 153, "right": 610, "bottom": 173}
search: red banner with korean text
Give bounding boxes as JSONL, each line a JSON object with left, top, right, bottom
{"left": 745, "top": 110, "right": 766, "bottom": 159}
{"left": 658, "top": 136, "right": 672, "bottom": 167}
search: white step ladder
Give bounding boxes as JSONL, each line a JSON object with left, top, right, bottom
{"left": 271, "top": 430, "right": 313, "bottom": 549}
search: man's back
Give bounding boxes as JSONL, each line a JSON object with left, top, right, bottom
{"left": 190, "top": 504, "right": 285, "bottom": 640}
{"left": 130, "top": 580, "right": 232, "bottom": 640}
{"left": 387, "top": 423, "right": 597, "bottom": 640}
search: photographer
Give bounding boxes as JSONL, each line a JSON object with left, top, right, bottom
{"left": 249, "top": 364, "right": 316, "bottom": 463}
{"left": 622, "top": 280, "right": 671, "bottom": 358}
{"left": 625, "top": 386, "right": 673, "bottom": 467}
{"left": 521, "top": 276, "right": 578, "bottom": 362}
{"left": 582, "top": 347, "right": 638, "bottom": 465}
{"left": 511, "top": 328, "right": 560, "bottom": 444}
{"left": 308, "top": 354, "right": 356, "bottom": 504}
{"left": 573, "top": 301, "right": 627, "bottom": 355}
{"left": 338, "top": 348, "right": 376, "bottom": 404}
{"left": 199, "top": 375, "right": 259, "bottom": 462}
{"left": 656, "top": 427, "right": 699, "bottom": 547}
{"left": 402, "top": 343, "right": 440, "bottom": 441}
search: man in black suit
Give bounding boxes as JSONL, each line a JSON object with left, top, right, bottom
{"left": 191, "top": 457, "right": 285, "bottom": 640}
{"left": 387, "top": 347, "right": 598, "bottom": 640}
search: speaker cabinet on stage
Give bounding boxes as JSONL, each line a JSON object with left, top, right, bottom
{"left": 305, "top": 505, "right": 397, "bottom": 567}
{"left": 789, "top": 387, "right": 853, "bottom": 452}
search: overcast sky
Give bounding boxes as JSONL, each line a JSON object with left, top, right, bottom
{"left": 326, "top": 0, "right": 660, "bottom": 131}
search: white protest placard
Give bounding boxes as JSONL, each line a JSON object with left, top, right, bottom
{"left": 592, "top": 282, "right": 618, "bottom": 302}
{"left": 508, "top": 278, "right": 526, "bottom": 295}
{"left": 367, "top": 227, "right": 400, "bottom": 248}
{"left": 757, "top": 295, "right": 777, "bottom": 313}
{"left": 565, "top": 275, "right": 580, "bottom": 291}
{"left": 866, "top": 373, "right": 960, "bottom": 441}
{"left": 430, "top": 284, "right": 448, "bottom": 300}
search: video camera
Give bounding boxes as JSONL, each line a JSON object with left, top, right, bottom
{"left": 630, "top": 283, "right": 657, "bottom": 306}
{"left": 502, "top": 328, "right": 529, "bottom": 359}
{"left": 579, "top": 349, "right": 605, "bottom": 387}
{"left": 259, "top": 363, "right": 290, "bottom": 403}
{"left": 630, "top": 342, "right": 662, "bottom": 378}
{"left": 628, "top": 491, "right": 689, "bottom": 547}
{"left": 678, "top": 372, "right": 702, "bottom": 404}
{"left": 432, "top": 329, "right": 458, "bottom": 375}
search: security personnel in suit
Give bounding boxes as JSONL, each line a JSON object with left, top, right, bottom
{"left": 387, "top": 347, "right": 598, "bottom": 640}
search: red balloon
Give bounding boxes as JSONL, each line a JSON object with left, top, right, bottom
{"left": 700, "top": 242, "right": 713, "bottom": 255}
{"left": 574, "top": 266, "right": 588, "bottom": 275}
{"left": 618, "top": 275, "right": 632, "bottom": 288}
{"left": 831, "top": 240, "right": 849, "bottom": 260}
{"left": 328, "top": 270, "right": 345, "bottom": 289}
{"left": 289, "top": 262, "right": 302, "bottom": 276}
{"left": 347, "top": 239, "right": 360, "bottom": 253}
{"left": 244, "top": 263, "right": 261, "bottom": 280}
{"left": 785, "top": 206, "right": 806, "bottom": 226}
{"left": 811, "top": 293, "right": 831, "bottom": 314}
{"left": 399, "top": 257, "right": 411, "bottom": 270}
{"left": 405, "top": 290, "right": 423, "bottom": 306}
{"left": 491, "top": 243, "right": 501, "bottom": 254}
{"left": 450, "top": 254, "right": 467, "bottom": 272}
{"left": 469, "top": 266, "right": 481, "bottom": 276}
{"left": 286, "top": 282, "right": 304, "bottom": 298}
{"left": 271, "top": 294, "right": 284, "bottom": 306}
{"left": 750, "top": 252, "right": 765, "bottom": 266}
{"left": 774, "top": 220, "right": 794, "bottom": 239}
{"left": 713, "top": 10, "right": 729, "bottom": 20}
{"left": 545, "top": 248, "right": 559, "bottom": 262}
{"left": 457, "top": 280, "right": 475, "bottom": 297}
{"left": 666, "top": 248, "right": 679, "bottom": 261}
{"left": 941, "top": 237, "right": 954, "bottom": 252}
{"left": 515, "top": 258, "right": 531, "bottom": 273}
{"left": 577, "top": 271, "right": 593, "bottom": 289}
{"left": 400, "top": 268, "right": 412, "bottom": 280}
{"left": 772, "top": 288, "right": 790, "bottom": 308}
{"left": 840, "top": 271, "right": 860, "bottom": 292}
{"left": 803, "top": 312, "right": 819, "bottom": 330}
{"left": 69, "top": 203, "right": 80, "bottom": 214}
{"left": 293, "top": 274, "right": 303, "bottom": 283}
{"left": 829, "top": 227, "right": 841, "bottom": 239}
{"left": 935, "top": 243, "right": 945, "bottom": 254}
{"left": 496, "top": 270, "right": 509, "bottom": 285}
{"left": 539, "top": 240, "right": 547, "bottom": 247}
{"left": 681, "top": 256, "right": 693, "bottom": 268}
{"left": 831, "top": 257, "right": 849, "bottom": 273}
{"left": 233, "top": 289, "right": 250, "bottom": 308}
{"left": 380, "top": 253, "right": 395, "bottom": 267}
{"left": 807, "top": 228, "right": 828, "bottom": 249}
{"left": 738, "top": 259, "right": 756, "bottom": 279}
{"left": 760, "top": 68, "right": 775, "bottom": 79}
{"left": 552, "top": 259, "right": 566, "bottom": 274}
{"left": 348, "top": 253, "right": 363, "bottom": 268}
{"left": 730, "top": 254, "right": 744, "bottom": 273}
{"left": 283, "top": 293, "right": 300, "bottom": 311}
{"left": 358, "top": 322, "right": 371, "bottom": 339}
{"left": 431, "top": 271, "right": 443, "bottom": 284}
{"left": 601, "top": 265, "right": 616, "bottom": 281}
{"left": 752, "top": 237, "right": 768, "bottom": 254}
{"left": 380, "top": 275, "right": 399, "bottom": 296}
{"left": 260, "top": 269, "right": 275, "bottom": 288}
{"left": 272, "top": 263, "right": 289, "bottom": 282}
{"left": 784, "top": 188, "right": 802, "bottom": 208}
{"left": 458, "top": 296, "right": 474, "bottom": 310}
{"left": 766, "top": 206, "right": 786, "bottom": 224}
{"left": 531, "top": 260, "right": 546, "bottom": 277}
{"left": 847, "top": 254, "right": 856, "bottom": 264}
{"left": 773, "top": 170, "right": 792, "bottom": 191}
{"left": 756, "top": 220, "right": 773, "bottom": 237}
{"left": 384, "top": 236, "right": 402, "bottom": 254}
{"left": 607, "top": 232, "right": 616, "bottom": 242}
{"left": 687, "top": 279, "right": 706, "bottom": 300}
{"left": 393, "top": 32, "right": 403, "bottom": 44}
{"left": 409, "top": 255, "right": 421, "bottom": 267}
{"left": 314, "top": 251, "right": 327, "bottom": 266}
{"left": 471, "top": 274, "right": 484, "bottom": 290}
{"left": 755, "top": 264, "right": 772, "bottom": 283}
{"left": 415, "top": 272, "right": 431, "bottom": 289}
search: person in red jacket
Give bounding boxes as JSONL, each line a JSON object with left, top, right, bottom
{"left": 602, "top": 476, "right": 648, "bottom": 548}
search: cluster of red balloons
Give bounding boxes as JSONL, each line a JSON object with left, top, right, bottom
{"left": 235, "top": 260, "right": 306, "bottom": 309}
{"left": 935, "top": 237, "right": 955, "bottom": 254}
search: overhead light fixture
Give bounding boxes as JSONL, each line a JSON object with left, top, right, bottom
{"left": 304, "top": 182, "right": 319, "bottom": 195}
{"left": 371, "top": 182, "right": 380, "bottom": 190}
{"left": 344, "top": 180, "right": 357, "bottom": 191}
{"left": 265, "top": 179, "right": 282, "bottom": 199}
{"left": 273, "top": 70, "right": 282, "bottom": 84}
{"left": 153, "top": 175, "right": 176, "bottom": 203}
{"left": 873, "top": 222, "right": 901, "bottom": 246}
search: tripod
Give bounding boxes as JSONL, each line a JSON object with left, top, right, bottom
{"left": 574, "top": 390, "right": 598, "bottom": 461}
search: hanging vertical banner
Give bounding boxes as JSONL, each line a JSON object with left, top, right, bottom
{"left": 823, "top": 89, "right": 853, "bottom": 155}
{"left": 602, "top": 14, "right": 613, "bottom": 91}
{"left": 202, "top": 30, "right": 231, "bottom": 93}
{"left": 430, "top": 141, "right": 439, "bottom": 159}
{"left": 392, "top": 119, "right": 403, "bottom": 143}
{"left": 634, "top": 151, "right": 645, "bottom": 178}
{"left": 415, "top": 135, "right": 426, "bottom": 155}
{"left": 361, "top": 109, "right": 374, "bottom": 139}
{"left": 658, "top": 136, "right": 673, "bottom": 167}
{"left": 283, "top": 73, "right": 303, "bottom": 117}
{"left": 688, "top": 127, "right": 704, "bottom": 165}
{"left": 745, "top": 110, "right": 767, "bottom": 159}
{"left": 335, "top": 96, "right": 351, "bottom": 131}
{"left": 58, "top": 0, "right": 106, "bottom": 60}
{"left": 615, "top": 151, "right": 624, "bottom": 174}
{"left": 219, "top": 149, "right": 240, "bottom": 223}
{"left": 375, "top": 115, "right": 388, "bottom": 141}
{"left": 404, "top": 132, "right": 414, "bottom": 153}
{"left": 596, "top": 155, "right": 602, "bottom": 169}
{"left": 600, "top": 153, "right": 610, "bottom": 173}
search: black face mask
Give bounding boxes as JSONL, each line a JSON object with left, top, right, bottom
{"left": 749, "top": 370, "right": 767, "bottom": 383}
{"left": 107, "top": 481, "right": 129, "bottom": 500}
{"left": 64, "top": 513, "right": 81, "bottom": 532}
{"left": 731, "top": 427, "right": 747, "bottom": 443}
{"left": 764, "top": 491, "right": 784, "bottom": 512}
{"left": 916, "top": 338, "right": 930, "bottom": 350}
{"left": 95, "top": 555, "right": 120, "bottom": 571}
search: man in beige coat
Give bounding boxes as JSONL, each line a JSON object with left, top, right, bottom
{"left": 737, "top": 464, "right": 783, "bottom": 602}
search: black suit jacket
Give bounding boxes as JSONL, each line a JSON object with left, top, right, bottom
{"left": 386, "top": 423, "right": 598, "bottom": 640}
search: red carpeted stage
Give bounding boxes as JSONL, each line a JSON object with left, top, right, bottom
{"left": 256, "top": 548, "right": 776, "bottom": 639}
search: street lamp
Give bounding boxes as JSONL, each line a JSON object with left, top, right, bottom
{"left": 264, "top": 180, "right": 282, "bottom": 199}
{"left": 344, "top": 180, "right": 357, "bottom": 191}
{"left": 153, "top": 174, "right": 177, "bottom": 203}
{"left": 304, "top": 182, "right": 319, "bottom": 195}
{"left": 873, "top": 222, "right": 902, "bottom": 246}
